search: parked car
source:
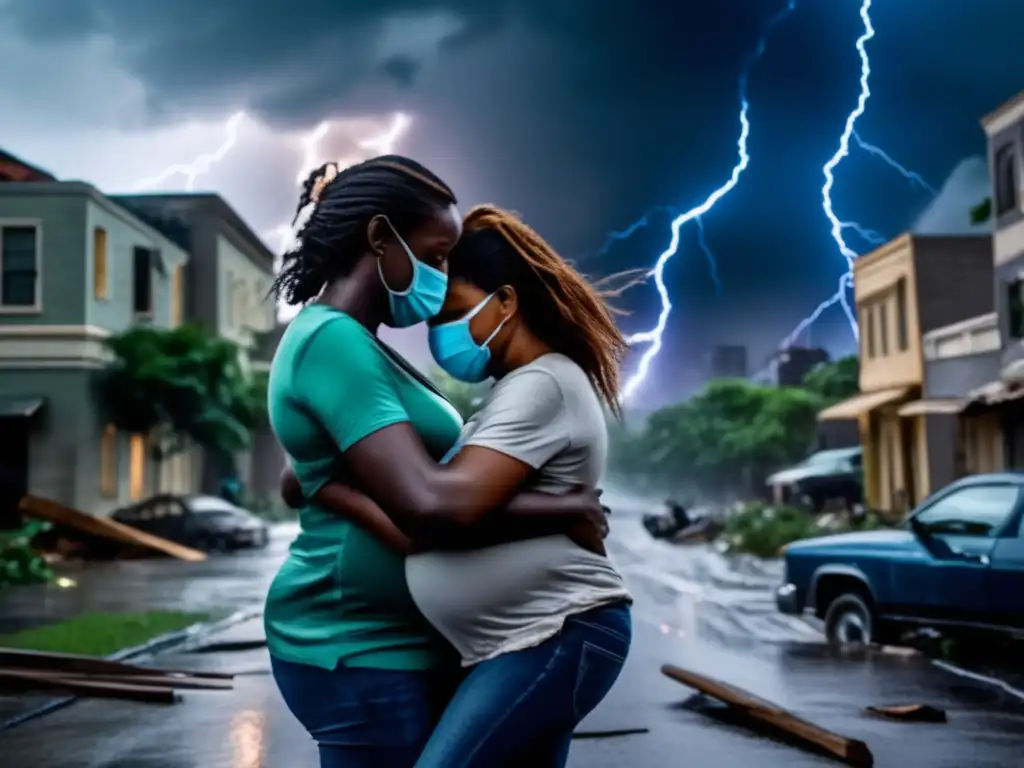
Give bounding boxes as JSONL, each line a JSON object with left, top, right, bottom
{"left": 766, "top": 447, "right": 863, "bottom": 511}
{"left": 112, "top": 494, "right": 270, "bottom": 552}
{"left": 776, "top": 473, "right": 1024, "bottom": 646}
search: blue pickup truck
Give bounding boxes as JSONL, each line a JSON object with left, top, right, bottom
{"left": 776, "top": 473, "right": 1024, "bottom": 645}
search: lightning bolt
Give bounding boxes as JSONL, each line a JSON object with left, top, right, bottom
{"left": 132, "top": 112, "right": 246, "bottom": 191}
{"left": 620, "top": 0, "right": 796, "bottom": 401}
{"left": 268, "top": 112, "right": 413, "bottom": 254}
{"left": 592, "top": 205, "right": 675, "bottom": 259}
{"left": 853, "top": 130, "right": 936, "bottom": 194}
{"left": 782, "top": 0, "right": 935, "bottom": 349}
{"left": 695, "top": 217, "right": 723, "bottom": 296}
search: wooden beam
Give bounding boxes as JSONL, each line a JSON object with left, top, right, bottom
{"left": 0, "top": 648, "right": 232, "bottom": 680}
{"left": 662, "top": 664, "right": 873, "bottom": 767}
{"left": 0, "top": 669, "right": 178, "bottom": 703}
{"left": 19, "top": 494, "right": 206, "bottom": 562}
{"left": 0, "top": 669, "right": 233, "bottom": 691}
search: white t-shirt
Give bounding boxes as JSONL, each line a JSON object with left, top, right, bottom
{"left": 405, "top": 353, "right": 632, "bottom": 666}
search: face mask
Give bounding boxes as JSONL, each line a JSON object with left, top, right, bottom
{"left": 379, "top": 219, "right": 448, "bottom": 328}
{"left": 428, "top": 293, "right": 509, "bottom": 383}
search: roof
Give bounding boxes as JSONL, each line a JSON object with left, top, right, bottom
{"left": 981, "top": 88, "right": 1024, "bottom": 130}
{"left": 111, "top": 193, "right": 275, "bottom": 274}
{"left": 0, "top": 148, "right": 56, "bottom": 182}
{"left": 817, "top": 387, "right": 909, "bottom": 421}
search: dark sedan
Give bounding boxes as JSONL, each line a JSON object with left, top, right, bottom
{"left": 113, "top": 494, "right": 270, "bottom": 552}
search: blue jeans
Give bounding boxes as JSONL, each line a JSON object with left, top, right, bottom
{"left": 271, "top": 658, "right": 452, "bottom": 768}
{"left": 414, "top": 601, "right": 632, "bottom": 768}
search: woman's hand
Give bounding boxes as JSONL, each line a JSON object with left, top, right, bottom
{"left": 562, "top": 486, "right": 610, "bottom": 556}
{"left": 281, "top": 466, "right": 305, "bottom": 510}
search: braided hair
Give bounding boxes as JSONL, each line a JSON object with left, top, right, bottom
{"left": 447, "top": 205, "right": 629, "bottom": 416}
{"left": 272, "top": 155, "right": 457, "bottom": 305}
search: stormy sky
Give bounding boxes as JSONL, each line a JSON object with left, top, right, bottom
{"left": 1, "top": 0, "right": 1023, "bottom": 405}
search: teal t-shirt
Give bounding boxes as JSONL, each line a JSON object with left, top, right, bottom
{"left": 264, "top": 304, "right": 463, "bottom": 671}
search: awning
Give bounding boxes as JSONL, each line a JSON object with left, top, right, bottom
{"left": 897, "top": 398, "right": 965, "bottom": 417}
{"left": 817, "top": 387, "right": 909, "bottom": 421}
{"left": 965, "top": 380, "right": 1024, "bottom": 408}
{"left": 0, "top": 396, "right": 45, "bottom": 419}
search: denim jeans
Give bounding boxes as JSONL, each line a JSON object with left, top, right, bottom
{"left": 270, "top": 658, "right": 451, "bottom": 768}
{"left": 414, "top": 601, "right": 632, "bottom": 768}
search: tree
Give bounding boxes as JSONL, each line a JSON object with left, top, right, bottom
{"left": 609, "top": 379, "right": 824, "bottom": 500}
{"left": 428, "top": 368, "right": 488, "bottom": 420}
{"left": 99, "top": 324, "right": 267, "bottom": 461}
{"left": 970, "top": 197, "right": 992, "bottom": 225}
{"left": 801, "top": 355, "right": 859, "bottom": 403}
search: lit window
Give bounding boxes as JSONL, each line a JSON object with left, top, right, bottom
{"left": 129, "top": 434, "right": 147, "bottom": 501}
{"left": 100, "top": 424, "right": 118, "bottom": 498}
{"left": 93, "top": 228, "right": 108, "bottom": 299}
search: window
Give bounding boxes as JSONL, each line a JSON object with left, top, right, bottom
{"left": 914, "top": 485, "right": 1020, "bottom": 537}
{"left": 129, "top": 434, "right": 147, "bottom": 502}
{"left": 995, "top": 144, "right": 1019, "bottom": 217}
{"left": 170, "top": 265, "right": 183, "bottom": 327}
{"left": 0, "top": 225, "right": 39, "bottom": 308}
{"left": 100, "top": 424, "right": 118, "bottom": 498}
{"left": 865, "top": 306, "right": 876, "bottom": 358}
{"left": 133, "top": 247, "right": 153, "bottom": 314}
{"left": 878, "top": 302, "right": 889, "bottom": 357}
{"left": 93, "top": 227, "right": 108, "bottom": 300}
{"left": 1009, "top": 280, "right": 1024, "bottom": 339}
{"left": 225, "top": 270, "right": 235, "bottom": 327}
{"left": 895, "top": 279, "right": 908, "bottom": 351}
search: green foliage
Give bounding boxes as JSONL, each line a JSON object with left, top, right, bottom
{"left": 428, "top": 368, "right": 488, "bottom": 420}
{"left": 244, "top": 495, "right": 297, "bottom": 523}
{"left": 723, "top": 502, "right": 888, "bottom": 558}
{"left": 100, "top": 324, "right": 267, "bottom": 460}
{"left": 0, "top": 521, "right": 53, "bottom": 587}
{"left": 970, "top": 197, "right": 992, "bottom": 225}
{"left": 0, "top": 611, "right": 207, "bottom": 655}
{"left": 801, "top": 355, "right": 859, "bottom": 404}
{"left": 722, "top": 502, "right": 821, "bottom": 558}
{"left": 609, "top": 380, "right": 824, "bottom": 499}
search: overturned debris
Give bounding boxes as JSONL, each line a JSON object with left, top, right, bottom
{"left": 0, "top": 647, "right": 233, "bottom": 704}
{"left": 19, "top": 494, "right": 205, "bottom": 562}
{"left": 662, "top": 664, "right": 873, "bottom": 767}
{"left": 865, "top": 704, "right": 947, "bottom": 723}
{"left": 572, "top": 727, "right": 650, "bottom": 740}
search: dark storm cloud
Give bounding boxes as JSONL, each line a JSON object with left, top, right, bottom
{"left": 8, "top": 0, "right": 1024, "bottom": 403}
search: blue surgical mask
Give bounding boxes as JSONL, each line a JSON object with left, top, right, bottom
{"left": 428, "top": 293, "right": 509, "bottom": 383}
{"left": 379, "top": 219, "right": 448, "bottom": 328}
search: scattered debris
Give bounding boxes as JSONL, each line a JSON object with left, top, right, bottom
{"left": 19, "top": 494, "right": 205, "bottom": 562}
{"left": 0, "top": 647, "right": 232, "bottom": 704}
{"left": 572, "top": 727, "right": 650, "bottom": 739}
{"left": 662, "top": 664, "right": 873, "bottom": 767}
{"left": 186, "top": 639, "right": 268, "bottom": 654}
{"left": 865, "top": 704, "right": 947, "bottom": 723}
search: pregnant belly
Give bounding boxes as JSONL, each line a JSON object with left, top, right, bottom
{"left": 406, "top": 536, "right": 617, "bottom": 631}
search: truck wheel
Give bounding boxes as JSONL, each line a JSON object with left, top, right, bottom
{"left": 824, "top": 592, "right": 874, "bottom": 646}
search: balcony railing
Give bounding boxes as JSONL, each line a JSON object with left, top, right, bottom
{"left": 922, "top": 312, "right": 1000, "bottom": 360}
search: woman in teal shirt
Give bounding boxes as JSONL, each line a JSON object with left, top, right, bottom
{"left": 266, "top": 156, "right": 603, "bottom": 768}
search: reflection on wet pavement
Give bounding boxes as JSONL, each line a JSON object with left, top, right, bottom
{"left": 2, "top": 504, "right": 1024, "bottom": 766}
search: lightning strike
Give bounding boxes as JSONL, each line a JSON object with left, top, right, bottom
{"left": 695, "top": 217, "right": 723, "bottom": 296}
{"left": 592, "top": 205, "right": 674, "bottom": 259}
{"left": 620, "top": 0, "right": 796, "bottom": 401}
{"left": 133, "top": 112, "right": 246, "bottom": 191}
{"left": 853, "top": 130, "right": 936, "bottom": 194}
{"left": 268, "top": 112, "right": 415, "bottom": 254}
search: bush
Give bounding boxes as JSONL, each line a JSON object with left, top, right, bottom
{"left": 0, "top": 521, "right": 54, "bottom": 587}
{"left": 723, "top": 502, "right": 821, "bottom": 558}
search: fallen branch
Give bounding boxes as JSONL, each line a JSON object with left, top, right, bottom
{"left": 662, "top": 664, "right": 873, "bottom": 767}
{"left": 572, "top": 727, "right": 650, "bottom": 739}
{"left": 0, "top": 668, "right": 232, "bottom": 691}
{"left": 0, "top": 648, "right": 232, "bottom": 680}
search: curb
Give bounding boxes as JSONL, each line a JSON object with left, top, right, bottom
{"left": 0, "top": 607, "right": 263, "bottom": 732}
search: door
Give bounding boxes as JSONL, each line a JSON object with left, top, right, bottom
{"left": 909, "top": 483, "right": 1021, "bottom": 622}
{"left": 987, "top": 511, "right": 1024, "bottom": 628}
{"left": 0, "top": 417, "right": 29, "bottom": 529}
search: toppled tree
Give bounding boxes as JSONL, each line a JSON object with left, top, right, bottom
{"left": 99, "top": 324, "right": 267, "bottom": 463}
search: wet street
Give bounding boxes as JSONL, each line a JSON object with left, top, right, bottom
{"left": 3, "top": 496, "right": 1024, "bottom": 767}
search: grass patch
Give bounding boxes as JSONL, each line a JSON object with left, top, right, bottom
{"left": 0, "top": 611, "right": 208, "bottom": 656}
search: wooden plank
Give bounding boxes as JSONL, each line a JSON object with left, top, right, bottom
{"left": 19, "top": 494, "right": 206, "bottom": 562}
{"left": 0, "top": 669, "right": 177, "bottom": 703}
{"left": 662, "top": 664, "right": 873, "bottom": 767}
{"left": 0, "top": 648, "right": 232, "bottom": 680}
{"left": 865, "top": 704, "right": 946, "bottom": 723}
{"left": 0, "top": 669, "right": 233, "bottom": 691}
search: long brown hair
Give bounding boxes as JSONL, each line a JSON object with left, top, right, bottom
{"left": 449, "top": 205, "right": 630, "bottom": 416}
